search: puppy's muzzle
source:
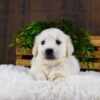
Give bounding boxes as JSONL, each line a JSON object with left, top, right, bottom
{"left": 45, "top": 48, "right": 55, "bottom": 60}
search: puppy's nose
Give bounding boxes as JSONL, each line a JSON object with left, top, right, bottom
{"left": 46, "top": 48, "right": 54, "bottom": 55}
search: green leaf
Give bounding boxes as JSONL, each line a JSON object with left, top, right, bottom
{"left": 8, "top": 43, "right": 15, "bottom": 48}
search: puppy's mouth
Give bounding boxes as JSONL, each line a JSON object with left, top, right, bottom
{"left": 45, "top": 55, "right": 56, "bottom": 60}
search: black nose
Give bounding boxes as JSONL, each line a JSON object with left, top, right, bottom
{"left": 45, "top": 48, "right": 55, "bottom": 59}
{"left": 46, "top": 48, "right": 53, "bottom": 55}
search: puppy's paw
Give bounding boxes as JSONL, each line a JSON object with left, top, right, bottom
{"left": 49, "top": 72, "right": 64, "bottom": 81}
{"left": 54, "top": 78, "right": 65, "bottom": 83}
{"left": 33, "top": 73, "right": 47, "bottom": 80}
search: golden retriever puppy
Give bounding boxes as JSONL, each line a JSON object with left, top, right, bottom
{"left": 30, "top": 28, "right": 80, "bottom": 81}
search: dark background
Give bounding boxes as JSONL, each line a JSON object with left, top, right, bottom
{"left": 0, "top": 0, "right": 100, "bottom": 64}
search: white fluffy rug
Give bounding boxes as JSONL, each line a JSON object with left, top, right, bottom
{"left": 0, "top": 65, "right": 100, "bottom": 100}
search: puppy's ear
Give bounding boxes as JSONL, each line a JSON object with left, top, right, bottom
{"left": 32, "top": 37, "right": 38, "bottom": 57}
{"left": 66, "top": 35, "right": 74, "bottom": 56}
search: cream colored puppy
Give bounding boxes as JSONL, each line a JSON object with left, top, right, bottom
{"left": 30, "top": 28, "right": 80, "bottom": 81}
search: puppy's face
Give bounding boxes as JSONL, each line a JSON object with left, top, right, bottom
{"left": 32, "top": 28, "right": 74, "bottom": 60}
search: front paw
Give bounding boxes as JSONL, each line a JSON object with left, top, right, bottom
{"left": 49, "top": 72, "right": 64, "bottom": 81}
{"left": 54, "top": 78, "right": 65, "bottom": 83}
{"left": 33, "top": 73, "right": 47, "bottom": 80}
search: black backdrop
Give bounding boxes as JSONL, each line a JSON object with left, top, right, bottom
{"left": 0, "top": 0, "right": 100, "bottom": 64}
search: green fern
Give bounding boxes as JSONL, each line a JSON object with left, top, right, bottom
{"left": 15, "top": 20, "right": 94, "bottom": 68}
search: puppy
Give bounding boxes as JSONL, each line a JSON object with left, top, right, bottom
{"left": 30, "top": 28, "right": 80, "bottom": 81}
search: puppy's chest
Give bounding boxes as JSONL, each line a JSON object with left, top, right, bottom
{"left": 42, "top": 63, "right": 63, "bottom": 75}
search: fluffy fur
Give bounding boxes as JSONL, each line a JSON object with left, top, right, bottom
{"left": 0, "top": 28, "right": 98, "bottom": 99}
{"left": 0, "top": 65, "right": 100, "bottom": 100}
{"left": 30, "top": 28, "right": 80, "bottom": 81}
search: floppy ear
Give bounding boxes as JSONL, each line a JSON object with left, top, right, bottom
{"left": 66, "top": 35, "right": 74, "bottom": 56}
{"left": 32, "top": 37, "right": 38, "bottom": 57}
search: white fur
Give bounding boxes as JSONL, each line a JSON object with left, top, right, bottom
{"left": 30, "top": 28, "right": 80, "bottom": 81}
{"left": 0, "top": 65, "right": 100, "bottom": 99}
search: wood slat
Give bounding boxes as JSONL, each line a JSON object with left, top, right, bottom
{"left": 90, "top": 51, "right": 100, "bottom": 58}
{"left": 16, "top": 48, "right": 32, "bottom": 56}
{"left": 90, "top": 36, "right": 100, "bottom": 46}
{"left": 16, "top": 59, "right": 31, "bottom": 66}
{"left": 91, "top": 40, "right": 100, "bottom": 46}
{"left": 80, "top": 62, "right": 100, "bottom": 70}
{"left": 16, "top": 55, "right": 22, "bottom": 59}
{"left": 90, "top": 36, "right": 100, "bottom": 40}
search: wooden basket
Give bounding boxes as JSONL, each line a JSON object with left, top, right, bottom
{"left": 16, "top": 36, "right": 100, "bottom": 71}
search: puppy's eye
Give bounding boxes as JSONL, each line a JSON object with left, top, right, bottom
{"left": 56, "top": 39, "right": 61, "bottom": 45}
{"left": 41, "top": 40, "right": 45, "bottom": 45}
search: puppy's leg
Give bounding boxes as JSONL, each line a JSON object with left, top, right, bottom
{"left": 30, "top": 69, "right": 47, "bottom": 80}
{"left": 54, "top": 77, "right": 65, "bottom": 83}
{"left": 49, "top": 72, "right": 64, "bottom": 81}
{"left": 34, "top": 72, "right": 47, "bottom": 80}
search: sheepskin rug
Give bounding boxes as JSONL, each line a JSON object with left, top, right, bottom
{"left": 0, "top": 65, "right": 100, "bottom": 100}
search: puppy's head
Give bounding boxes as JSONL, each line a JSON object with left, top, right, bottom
{"left": 32, "top": 28, "right": 74, "bottom": 60}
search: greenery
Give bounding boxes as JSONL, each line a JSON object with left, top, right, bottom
{"left": 12, "top": 20, "right": 94, "bottom": 64}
